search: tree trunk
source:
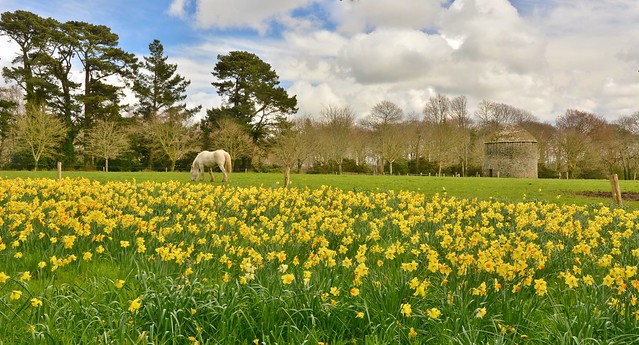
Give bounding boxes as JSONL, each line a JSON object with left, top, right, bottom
{"left": 389, "top": 160, "right": 394, "bottom": 175}
{"left": 415, "top": 136, "right": 421, "bottom": 173}
{"left": 284, "top": 166, "right": 291, "bottom": 187}
{"left": 33, "top": 149, "right": 40, "bottom": 171}
{"left": 463, "top": 144, "right": 468, "bottom": 177}
{"left": 105, "top": 158, "right": 109, "bottom": 172}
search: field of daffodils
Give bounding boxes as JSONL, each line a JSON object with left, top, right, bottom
{"left": 1, "top": 177, "right": 639, "bottom": 344}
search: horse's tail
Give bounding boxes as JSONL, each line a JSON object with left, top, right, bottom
{"left": 224, "top": 151, "right": 232, "bottom": 174}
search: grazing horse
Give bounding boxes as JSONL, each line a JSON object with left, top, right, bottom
{"left": 190, "top": 150, "right": 232, "bottom": 182}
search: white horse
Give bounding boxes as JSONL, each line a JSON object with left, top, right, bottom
{"left": 190, "top": 150, "right": 232, "bottom": 182}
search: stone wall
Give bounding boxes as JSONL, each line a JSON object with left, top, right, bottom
{"left": 483, "top": 141, "right": 538, "bottom": 178}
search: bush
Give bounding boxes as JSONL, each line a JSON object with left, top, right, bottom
{"left": 385, "top": 158, "right": 408, "bottom": 175}
{"left": 538, "top": 163, "right": 558, "bottom": 179}
{"left": 308, "top": 159, "right": 370, "bottom": 174}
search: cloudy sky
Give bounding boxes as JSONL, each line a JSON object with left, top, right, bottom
{"left": 1, "top": 0, "right": 638, "bottom": 123}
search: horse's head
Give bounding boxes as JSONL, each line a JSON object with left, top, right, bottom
{"left": 190, "top": 164, "right": 199, "bottom": 181}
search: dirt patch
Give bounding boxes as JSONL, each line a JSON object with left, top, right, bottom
{"left": 576, "top": 191, "right": 639, "bottom": 201}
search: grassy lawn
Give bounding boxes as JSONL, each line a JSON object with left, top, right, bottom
{"left": 2, "top": 170, "right": 638, "bottom": 209}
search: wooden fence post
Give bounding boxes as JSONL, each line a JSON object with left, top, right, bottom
{"left": 609, "top": 174, "right": 622, "bottom": 206}
{"left": 57, "top": 162, "right": 62, "bottom": 180}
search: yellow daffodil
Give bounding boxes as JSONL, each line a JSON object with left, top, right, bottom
{"left": 281, "top": 274, "right": 295, "bottom": 285}
{"left": 10, "top": 290, "right": 22, "bottom": 300}
{"left": 476, "top": 307, "right": 487, "bottom": 319}
{"left": 408, "top": 327, "right": 417, "bottom": 338}
{"left": 427, "top": 307, "right": 441, "bottom": 320}
{"left": 30, "top": 298, "right": 43, "bottom": 308}
{"left": 400, "top": 303, "right": 412, "bottom": 317}
{"left": 128, "top": 297, "right": 142, "bottom": 313}
{"left": 564, "top": 273, "right": 579, "bottom": 288}
{"left": 534, "top": 279, "right": 547, "bottom": 296}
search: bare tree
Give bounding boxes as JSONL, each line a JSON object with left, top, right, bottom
{"left": 556, "top": 109, "right": 607, "bottom": 178}
{"left": 450, "top": 96, "right": 472, "bottom": 130}
{"left": 146, "top": 112, "right": 198, "bottom": 171}
{"left": 320, "top": 105, "right": 355, "bottom": 174}
{"left": 618, "top": 112, "right": 639, "bottom": 134}
{"left": 269, "top": 121, "right": 313, "bottom": 187}
{"left": 423, "top": 94, "right": 453, "bottom": 175}
{"left": 474, "top": 99, "right": 494, "bottom": 132}
{"left": 84, "top": 119, "right": 130, "bottom": 172}
{"left": 13, "top": 106, "right": 67, "bottom": 171}
{"left": 384, "top": 122, "right": 412, "bottom": 175}
{"left": 361, "top": 100, "right": 403, "bottom": 128}
{"left": 521, "top": 120, "right": 558, "bottom": 173}
{"left": 449, "top": 96, "right": 473, "bottom": 176}
{"left": 617, "top": 112, "right": 639, "bottom": 179}
{"left": 596, "top": 123, "right": 624, "bottom": 175}
{"left": 350, "top": 126, "right": 372, "bottom": 171}
{"left": 361, "top": 100, "right": 405, "bottom": 174}
{"left": 296, "top": 117, "right": 321, "bottom": 172}
{"left": 475, "top": 100, "right": 535, "bottom": 133}
{"left": 210, "top": 117, "right": 256, "bottom": 163}
{"left": 404, "top": 113, "right": 426, "bottom": 173}
{"left": 423, "top": 94, "right": 450, "bottom": 124}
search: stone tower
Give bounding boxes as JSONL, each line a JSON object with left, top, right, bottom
{"left": 483, "top": 125, "right": 538, "bottom": 178}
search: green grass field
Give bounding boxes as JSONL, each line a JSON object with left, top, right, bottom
{"left": 1, "top": 170, "right": 638, "bottom": 210}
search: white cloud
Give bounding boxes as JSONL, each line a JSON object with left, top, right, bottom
{"left": 3, "top": 0, "right": 639, "bottom": 125}
{"left": 330, "top": 0, "right": 445, "bottom": 35}
{"left": 187, "top": 0, "right": 313, "bottom": 34}
{"left": 338, "top": 29, "right": 453, "bottom": 85}
{"left": 0, "top": 39, "right": 19, "bottom": 81}
{"left": 443, "top": 0, "right": 547, "bottom": 73}
{"left": 532, "top": 0, "right": 639, "bottom": 117}
{"left": 282, "top": 0, "right": 558, "bottom": 120}
{"left": 168, "top": 0, "right": 189, "bottom": 19}
{"left": 288, "top": 81, "right": 343, "bottom": 117}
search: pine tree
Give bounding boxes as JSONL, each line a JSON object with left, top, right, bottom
{"left": 206, "top": 51, "right": 297, "bottom": 144}
{"left": 133, "top": 39, "right": 200, "bottom": 121}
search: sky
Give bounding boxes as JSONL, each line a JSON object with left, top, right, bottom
{"left": 1, "top": 0, "right": 638, "bottom": 124}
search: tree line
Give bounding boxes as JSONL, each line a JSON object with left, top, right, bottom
{"left": 271, "top": 99, "right": 639, "bottom": 182}
{"left": 1, "top": 10, "right": 638, "bottom": 182}
{"left": 0, "top": 10, "right": 296, "bottom": 173}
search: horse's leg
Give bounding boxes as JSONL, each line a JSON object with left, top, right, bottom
{"left": 219, "top": 164, "right": 228, "bottom": 182}
{"left": 209, "top": 168, "right": 215, "bottom": 182}
{"left": 199, "top": 166, "right": 205, "bottom": 181}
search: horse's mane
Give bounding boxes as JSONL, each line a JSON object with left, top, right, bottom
{"left": 191, "top": 153, "right": 200, "bottom": 168}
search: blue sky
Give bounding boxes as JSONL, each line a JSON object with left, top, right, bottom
{"left": 1, "top": 0, "right": 638, "bottom": 123}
